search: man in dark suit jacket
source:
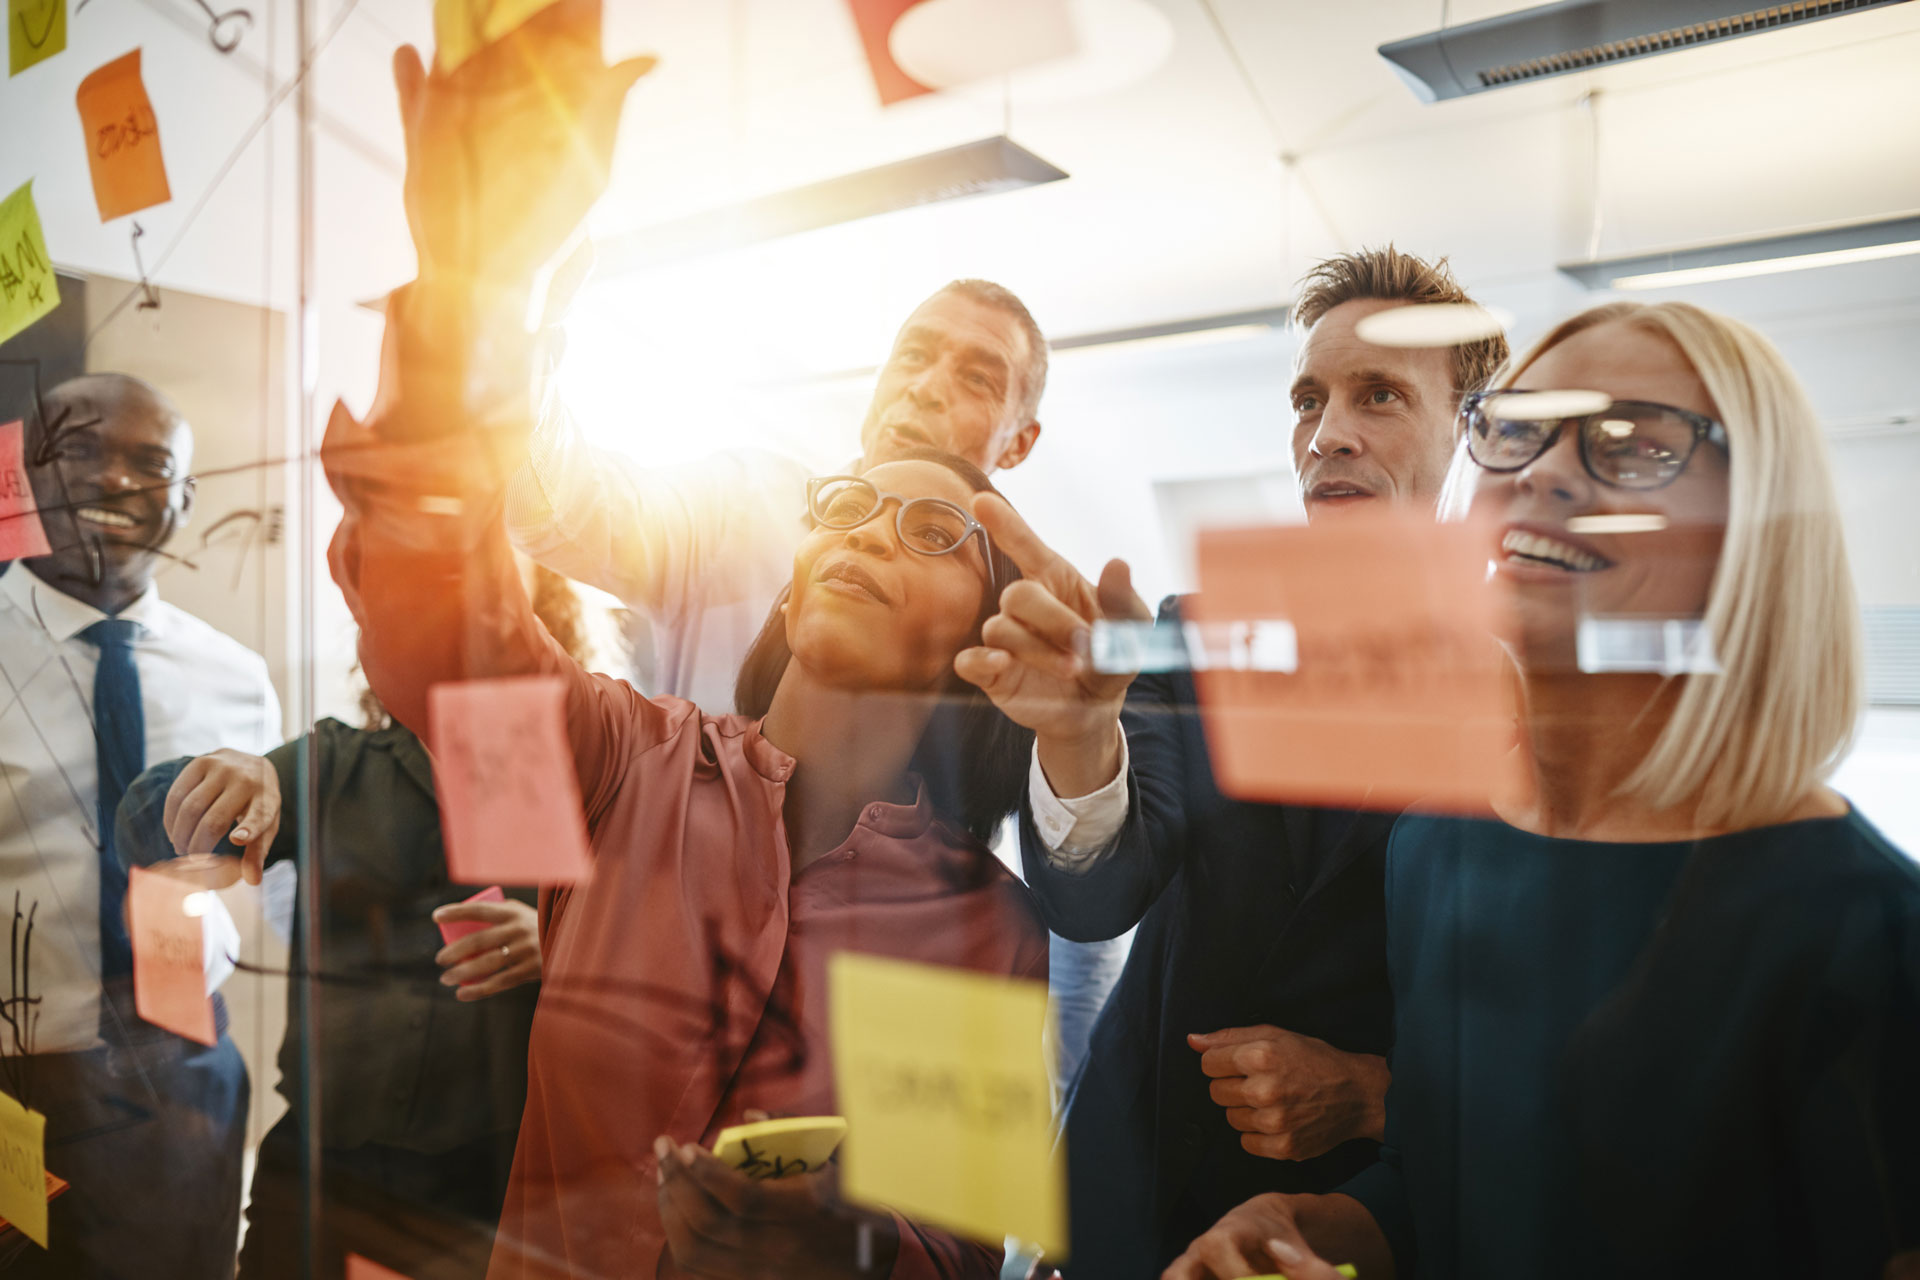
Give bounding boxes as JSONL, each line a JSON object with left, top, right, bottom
{"left": 956, "top": 247, "right": 1509, "bottom": 1279}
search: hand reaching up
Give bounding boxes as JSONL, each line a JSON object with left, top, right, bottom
{"left": 954, "top": 494, "right": 1152, "bottom": 798}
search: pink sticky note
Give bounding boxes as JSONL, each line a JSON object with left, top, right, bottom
{"left": 127, "top": 865, "right": 216, "bottom": 1046}
{"left": 346, "top": 1256, "right": 411, "bottom": 1280}
{"left": 1189, "top": 511, "right": 1515, "bottom": 814}
{"left": 0, "top": 420, "right": 51, "bottom": 560}
{"left": 427, "top": 675, "right": 591, "bottom": 885}
{"left": 436, "top": 884, "right": 506, "bottom": 946}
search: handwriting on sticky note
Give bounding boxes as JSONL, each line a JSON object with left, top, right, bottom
{"left": 345, "top": 1255, "right": 412, "bottom": 1280}
{"left": 76, "top": 50, "right": 171, "bottom": 221}
{"left": 0, "top": 1090, "right": 48, "bottom": 1249}
{"left": 713, "top": 1116, "right": 847, "bottom": 1182}
{"left": 0, "top": 420, "right": 50, "bottom": 560}
{"left": 0, "top": 182, "right": 59, "bottom": 346}
{"left": 829, "top": 953, "right": 1064, "bottom": 1257}
{"left": 428, "top": 676, "right": 590, "bottom": 885}
{"left": 1188, "top": 513, "right": 1512, "bottom": 813}
{"left": 128, "top": 866, "right": 216, "bottom": 1047}
{"left": 8, "top": 0, "right": 65, "bottom": 76}
{"left": 433, "top": 0, "right": 561, "bottom": 73}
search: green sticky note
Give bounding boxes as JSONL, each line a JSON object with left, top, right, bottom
{"left": 0, "top": 181, "right": 60, "bottom": 344}
{"left": 9, "top": 0, "right": 66, "bottom": 76}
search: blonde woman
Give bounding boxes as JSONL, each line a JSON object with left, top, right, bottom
{"left": 1167, "top": 302, "right": 1920, "bottom": 1280}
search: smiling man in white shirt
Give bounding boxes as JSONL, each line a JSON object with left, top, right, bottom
{"left": 0, "top": 373, "right": 279, "bottom": 1279}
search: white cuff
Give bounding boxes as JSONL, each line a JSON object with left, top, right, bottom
{"left": 1028, "top": 736, "right": 1130, "bottom": 870}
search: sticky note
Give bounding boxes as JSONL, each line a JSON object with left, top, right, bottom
{"left": 0, "top": 182, "right": 59, "bottom": 345}
{"left": 0, "top": 420, "right": 50, "bottom": 560}
{"left": 76, "top": 49, "right": 171, "bottom": 220}
{"left": 433, "top": 0, "right": 561, "bottom": 74}
{"left": 0, "top": 1090, "right": 48, "bottom": 1248}
{"left": 127, "top": 865, "right": 216, "bottom": 1047}
{"left": 8, "top": 0, "right": 64, "bottom": 76}
{"left": 435, "top": 884, "right": 506, "bottom": 947}
{"left": 346, "top": 1256, "right": 411, "bottom": 1280}
{"left": 712, "top": 1116, "right": 847, "bottom": 1181}
{"left": 829, "top": 953, "right": 1064, "bottom": 1257}
{"left": 1188, "top": 512, "right": 1512, "bottom": 813}
{"left": 427, "top": 676, "right": 591, "bottom": 885}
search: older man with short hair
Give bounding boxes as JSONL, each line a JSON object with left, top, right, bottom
{"left": 956, "top": 246, "right": 1507, "bottom": 1278}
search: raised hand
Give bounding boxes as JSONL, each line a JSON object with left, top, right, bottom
{"left": 392, "top": 0, "right": 655, "bottom": 300}
{"left": 954, "top": 493, "right": 1152, "bottom": 798}
{"left": 160, "top": 747, "right": 281, "bottom": 886}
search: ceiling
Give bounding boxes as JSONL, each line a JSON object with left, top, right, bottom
{"left": 7, "top": 0, "right": 1920, "bottom": 424}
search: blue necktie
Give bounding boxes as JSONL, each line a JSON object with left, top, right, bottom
{"left": 83, "top": 618, "right": 144, "bottom": 979}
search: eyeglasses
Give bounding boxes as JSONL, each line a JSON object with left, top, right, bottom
{"left": 805, "top": 476, "right": 996, "bottom": 591}
{"left": 1461, "top": 390, "right": 1729, "bottom": 490}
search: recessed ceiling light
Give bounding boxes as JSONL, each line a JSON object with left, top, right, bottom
{"left": 1355, "top": 303, "right": 1511, "bottom": 348}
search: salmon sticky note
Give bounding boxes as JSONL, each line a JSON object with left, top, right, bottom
{"left": 0, "top": 182, "right": 59, "bottom": 345}
{"left": 829, "top": 953, "right": 1065, "bottom": 1257}
{"left": 346, "top": 1255, "right": 412, "bottom": 1280}
{"left": 433, "top": 0, "right": 561, "bottom": 73}
{"left": 435, "top": 884, "right": 506, "bottom": 947}
{"left": 76, "top": 49, "right": 171, "bottom": 221}
{"left": 127, "top": 865, "right": 216, "bottom": 1046}
{"left": 0, "top": 420, "right": 50, "bottom": 560}
{"left": 1188, "top": 512, "right": 1512, "bottom": 813}
{"left": 0, "top": 1090, "right": 49, "bottom": 1249}
{"left": 428, "top": 676, "right": 591, "bottom": 885}
{"left": 8, "top": 0, "right": 65, "bottom": 76}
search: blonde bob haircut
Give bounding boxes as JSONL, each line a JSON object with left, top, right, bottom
{"left": 1440, "top": 301, "right": 1862, "bottom": 829}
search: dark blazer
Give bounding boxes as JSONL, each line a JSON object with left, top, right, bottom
{"left": 1019, "top": 597, "right": 1396, "bottom": 1280}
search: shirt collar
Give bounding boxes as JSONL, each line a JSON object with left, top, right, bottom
{"left": 0, "top": 562, "right": 164, "bottom": 643}
{"left": 859, "top": 775, "right": 935, "bottom": 840}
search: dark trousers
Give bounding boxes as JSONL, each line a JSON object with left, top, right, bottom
{"left": 5, "top": 1025, "right": 248, "bottom": 1279}
{"left": 238, "top": 1118, "right": 516, "bottom": 1280}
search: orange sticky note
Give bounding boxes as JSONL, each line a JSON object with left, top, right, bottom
{"left": 127, "top": 865, "right": 216, "bottom": 1047}
{"left": 346, "top": 1255, "right": 411, "bottom": 1280}
{"left": 0, "top": 420, "right": 50, "bottom": 560}
{"left": 0, "top": 1090, "right": 49, "bottom": 1248}
{"left": 1188, "top": 512, "right": 1513, "bottom": 812}
{"left": 75, "top": 49, "right": 171, "bottom": 220}
{"left": 428, "top": 675, "right": 591, "bottom": 885}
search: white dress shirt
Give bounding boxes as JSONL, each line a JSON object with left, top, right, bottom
{"left": 505, "top": 408, "right": 814, "bottom": 713}
{"left": 1027, "top": 736, "right": 1133, "bottom": 868}
{"left": 0, "top": 563, "right": 281, "bottom": 1055}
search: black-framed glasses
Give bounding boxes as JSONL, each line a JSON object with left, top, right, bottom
{"left": 805, "top": 476, "right": 996, "bottom": 591}
{"left": 1461, "top": 390, "right": 1729, "bottom": 490}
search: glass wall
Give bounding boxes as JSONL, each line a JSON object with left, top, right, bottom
{"left": 2, "top": 3, "right": 1916, "bottom": 1278}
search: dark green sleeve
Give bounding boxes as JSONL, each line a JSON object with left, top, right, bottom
{"left": 115, "top": 736, "right": 307, "bottom": 871}
{"left": 1794, "top": 871, "right": 1920, "bottom": 1272}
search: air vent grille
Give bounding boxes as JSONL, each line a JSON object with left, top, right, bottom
{"left": 1477, "top": 0, "right": 1905, "bottom": 85}
{"left": 1866, "top": 606, "right": 1920, "bottom": 707}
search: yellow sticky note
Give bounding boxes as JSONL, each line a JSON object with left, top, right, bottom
{"left": 433, "top": 0, "right": 561, "bottom": 74}
{"left": 829, "top": 953, "right": 1065, "bottom": 1258}
{"left": 0, "top": 1090, "right": 49, "bottom": 1249}
{"left": 9, "top": 0, "right": 65, "bottom": 76}
{"left": 0, "top": 182, "right": 59, "bottom": 345}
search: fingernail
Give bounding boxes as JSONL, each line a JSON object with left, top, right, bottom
{"left": 439, "top": 973, "right": 456, "bottom": 986}
{"left": 431, "top": 906, "right": 449, "bottom": 919}
{"left": 653, "top": 1136, "right": 672, "bottom": 1162}
{"left": 232, "top": 828, "right": 250, "bottom": 843}
{"left": 1268, "top": 1238, "right": 1302, "bottom": 1264}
